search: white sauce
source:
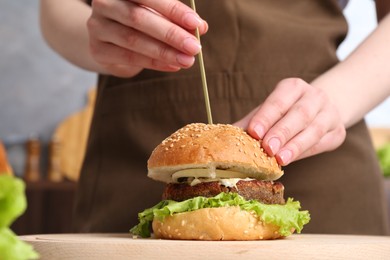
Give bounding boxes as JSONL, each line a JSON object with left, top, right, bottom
{"left": 172, "top": 169, "right": 255, "bottom": 188}
{"left": 172, "top": 168, "right": 248, "bottom": 182}
{"left": 188, "top": 177, "right": 254, "bottom": 188}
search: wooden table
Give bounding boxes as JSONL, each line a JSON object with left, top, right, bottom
{"left": 20, "top": 233, "right": 390, "bottom": 259}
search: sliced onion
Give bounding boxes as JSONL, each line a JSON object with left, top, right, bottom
{"left": 171, "top": 168, "right": 248, "bottom": 183}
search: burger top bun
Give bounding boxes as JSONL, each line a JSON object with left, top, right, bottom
{"left": 147, "top": 123, "right": 283, "bottom": 183}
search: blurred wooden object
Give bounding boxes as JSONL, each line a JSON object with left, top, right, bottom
{"left": 24, "top": 137, "right": 41, "bottom": 182}
{"left": 47, "top": 137, "right": 63, "bottom": 182}
{"left": 54, "top": 88, "right": 96, "bottom": 182}
{"left": 11, "top": 89, "right": 96, "bottom": 235}
{"left": 0, "top": 140, "right": 13, "bottom": 175}
{"left": 369, "top": 127, "right": 390, "bottom": 149}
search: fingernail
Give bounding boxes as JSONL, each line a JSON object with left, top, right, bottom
{"left": 182, "top": 38, "right": 201, "bottom": 55}
{"left": 268, "top": 137, "right": 281, "bottom": 155}
{"left": 176, "top": 53, "right": 195, "bottom": 67}
{"left": 253, "top": 124, "right": 265, "bottom": 139}
{"left": 202, "top": 20, "right": 209, "bottom": 33}
{"left": 278, "top": 149, "right": 292, "bottom": 165}
{"left": 183, "top": 13, "right": 202, "bottom": 28}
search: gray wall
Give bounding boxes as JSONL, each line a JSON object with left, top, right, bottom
{"left": 0, "top": 1, "right": 95, "bottom": 176}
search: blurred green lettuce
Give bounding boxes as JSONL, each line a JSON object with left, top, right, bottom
{"left": 0, "top": 175, "right": 27, "bottom": 228}
{"left": 0, "top": 175, "right": 39, "bottom": 260}
{"left": 0, "top": 228, "right": 39, "bottom": 260}
{"left": 377, "top": 144, "right": 390, "bottom": 177}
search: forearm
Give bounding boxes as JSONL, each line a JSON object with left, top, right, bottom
{"left": 39, "top": 0, "right": 102, "bottom": 72}
{"left": 312, "top": 13, "right": 390, "bottom": 128}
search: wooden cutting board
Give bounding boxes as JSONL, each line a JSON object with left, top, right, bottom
{"left": 20, "top": 233, "right": 390, "bottom": 259}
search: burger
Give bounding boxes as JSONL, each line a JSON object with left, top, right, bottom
{"left": 130, "top": 123, "right": 310, "bottom": 240}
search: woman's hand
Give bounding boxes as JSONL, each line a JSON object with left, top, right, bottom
{"left": 234, "top": 78, "right": 346, "bottom": 166}
{"left": 88, "top": 0, "right": 208, "bottom": 77}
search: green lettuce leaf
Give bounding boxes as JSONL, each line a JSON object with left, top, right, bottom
{"left": 130, "top": 192, "right": 310, "bottom": 238}
{"left": 0, "top": 175, "right": 27, "bottom": 228}
{"left": 0, "top": 175, "right": 39, "bottom": 259}
{"left": 377, "top": 143, "right": 390, "bottom": 177}
{"left": 0, "top": 228, "right": 39, "bottom": 260}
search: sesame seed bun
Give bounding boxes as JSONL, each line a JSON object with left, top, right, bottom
{"left": 152, "top": 206, "right": 284, "bottom": 240}
{"left": 147, "top": 123, "right": 283, "bottom": 183}
{"left": 128, "top": 123, "right": 310, "bottom": 241}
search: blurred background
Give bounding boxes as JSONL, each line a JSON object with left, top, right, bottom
{"left": 0, "top": 0, "right": 389, "bottom": 235}
{"left": 1, "top": 0, "right": 389, "bottom": 177}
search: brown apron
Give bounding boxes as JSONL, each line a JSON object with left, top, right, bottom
{"left": 74, "top": 0, "right": 389, "bottom": 235}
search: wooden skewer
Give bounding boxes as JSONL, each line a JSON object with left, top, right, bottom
{"left": 190, "top": 0, "right": 213, "bottom": 125}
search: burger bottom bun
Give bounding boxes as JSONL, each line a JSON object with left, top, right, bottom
{"left": 152, "top": 206, "right": 284, "bottom": 240}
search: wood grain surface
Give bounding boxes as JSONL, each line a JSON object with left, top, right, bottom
{"left": 53, "top": 88, "right": 96, "bottom": 182}
{"left": 20, "top": 233, "right": 390, "bottom": 260}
